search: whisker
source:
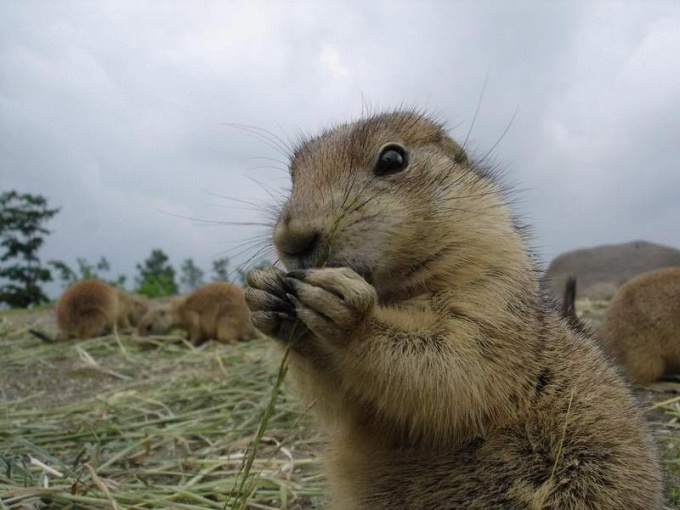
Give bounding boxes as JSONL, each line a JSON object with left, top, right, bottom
{"left": 216, "top": 237, "right": 274, "bottom": 264}
{"left": 228, "top": 244, "right": 277, "bottom": 282}
{"left": 223, "top": 123, "right": 294, "bottom": 160}
{"left": 239, "top": 156, "right": 290, "bottom": 168}
{"left": 343, "top": 212, "right": 382, "bottom": 229}
{"left": 199, "top": 190, "right": 279, "bottom": 216}
{"left": 245, "top": 175, "right": 288, "bottom": 207}
{"left": 243, "top": 164, "right": 290, "bottom": 174}
{"left": 476, "top": 104, "right": 520, "bottom": 166}
{"left": 151, "top": 208, "right": 273, "bottom": 227}
{"left": 462, "top": 71, "right": 490, "bottom": 151}
{"left": 193, "top": 220, "right": 274, "bottom": 228}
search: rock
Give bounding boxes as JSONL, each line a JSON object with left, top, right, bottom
{"left": 545, "top": 240, "right": 680, "bottom": 302}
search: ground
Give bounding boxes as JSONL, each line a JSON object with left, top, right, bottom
{"left": 0, "top": 304, "right": 323, "bottom": 509}
{"left": 1, "top": 300, "right": 679, "bottom": 509}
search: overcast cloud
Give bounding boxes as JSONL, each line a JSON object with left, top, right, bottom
{"left": 1, "top": 1, "right": 679, "bottom": 297}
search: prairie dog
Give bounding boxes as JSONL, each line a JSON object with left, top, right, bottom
{"left": 561, "top": 276, "right": 578, "bottom": 326}
{"left": 599, "top": 266, "right": 680, "bottom": 383}
{"left": 57, "top": 279, "right": 149, "bottom": 339}
{"left": 245, "top": 111, "right": 662, "bottom": 508}
{"left": 137, "top": 282, "right": 256, "bottom": 345}
{"left": 560, "top": 275, "right": 591, "bottom": 335}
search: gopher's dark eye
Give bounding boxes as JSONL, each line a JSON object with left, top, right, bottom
{"left": 374, "top": 144, "right": 408, "bottom": 176}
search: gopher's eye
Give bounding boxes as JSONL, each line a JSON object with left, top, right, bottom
{"left": 374, "top": 144, "right": 408, "bottom": 176}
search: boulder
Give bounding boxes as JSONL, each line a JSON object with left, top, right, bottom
{"left": 545, "top": 240, "right": 680, "bottom": 302}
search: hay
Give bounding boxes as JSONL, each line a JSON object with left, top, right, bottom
{"left": 0, "top": 326, "right": 323, "bottom": 509}
{"left": 2, "top": 304, "right": 680, "bottom": 508}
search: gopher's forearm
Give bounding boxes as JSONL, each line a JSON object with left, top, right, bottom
{"left": 316, "top": 305, "right": 519, "bottom": 439}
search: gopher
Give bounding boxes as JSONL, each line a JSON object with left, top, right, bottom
{"left": 137, "top": 282, "right": 256, "bottom": 345}
{"left": 57, "top": 279, "right": 149, "bottom": 339}
{"left": 245, "top": 110, "right": 662, "bottom": 508}
{"left": 559, "top": 275, "right": 591, "bottom": 335}
{"left": 598, "top": 266, "right": 680, "bottom": 383}
{"left": 561, "top": 276, "right": 579, "bottom": 327}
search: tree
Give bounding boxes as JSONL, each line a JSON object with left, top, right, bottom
{"left": 211, "top": 257, "right": 230, "bottom": 281}
{"left": 50, "top": 256, "right": 127, "bottom": 289}
{"left": 0, "top": 191, "right": 60, "bottom": 308}
{"left": 135, "top": 249, "right": 178, "bottom": 297}
{"left": 180, "top": 258, "right": 204, "bottom": 292}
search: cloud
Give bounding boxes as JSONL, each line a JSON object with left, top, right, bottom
{"left": 1, "top": 1, "right": 678, "bottom": 297}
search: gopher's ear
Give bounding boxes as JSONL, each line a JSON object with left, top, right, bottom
{"left": 440, "top": 135, "right": 468, "bottom": 164}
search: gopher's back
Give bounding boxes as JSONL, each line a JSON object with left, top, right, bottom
{"left": 599, "top": 267, "right": 680, "bottom": 382}
{"left": 57, "top": 279, "right": 119, "bottom": 339}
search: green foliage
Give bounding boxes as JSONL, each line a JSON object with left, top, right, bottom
{"left": 180, "top": 258, "right": 204, "bottom": 292}
{"left": 211, "top": 257, "right": 230, "bottom": 281}
{"left": 49, "top": 256, "right": 127, "bottom": 290}
{"left": 135, "top": 249, "right": 178, "bottom": 297}
{"left": 0, "top": 191, "right": 60, "bottom": 308}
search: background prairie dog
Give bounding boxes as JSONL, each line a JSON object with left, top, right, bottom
{"left": 137, "top": 282, "right": 256, "bottom": 345}
{"left": 245, "top": 110, "right": 662, "bottom": 508}
{"left": 561, "top": 276, "right": 581, "bottom": 329}
{"left": 598, "top": 267, "right": 680, "bottom": 383}
{"left": 57, "top": 279, "right": 149, "bottom": 339}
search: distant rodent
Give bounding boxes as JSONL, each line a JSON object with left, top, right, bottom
{"left": 598, "top": 266, "right": 680, "bottom": 383}
{"left": 561, "top": 276, "right": 581, "bottom": 329}
{"left": 137, "top": 282, "right": 256, "bottom": 345}
{"left": 245, "top": 110, "right": 662, "bottom": 508}
{"left": 559, "top": 276, "right": 596, "bottom": 340}
{"left": 57, "top": 279, "right": 149, "bottom": 339}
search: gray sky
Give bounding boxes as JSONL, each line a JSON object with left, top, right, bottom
{"left": 2, "top": 1, "right": 679, "bottom": 297}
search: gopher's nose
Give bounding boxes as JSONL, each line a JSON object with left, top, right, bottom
{"left": 274, "top": 220, "right": 323, "bottom": 267}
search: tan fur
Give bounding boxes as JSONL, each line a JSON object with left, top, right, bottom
{"left": 56, "top": 279, "right": 149, "bottom": 339}
{"left": 244, "top": 110, "right": 662, "bottom": 509}
{"left": 598, "top": 267, "right": 680, "bottom": 383}
{"left": 137, "top": 282, "right": 256, "bottom": 345}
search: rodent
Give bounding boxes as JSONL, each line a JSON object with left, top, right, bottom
{"left": 559, "top": 275, "right": 594, "bottom": 339}
{"left": 598, "top": 266, "right": 680, "bottom": 383}
{"left": 56, "top": 279, "right": 149, "bottom": 339}
{"left": 561, "top": 275, "right": 581, "bottom": 329}
{"left": 244, "top": 110, "right": 662, "bottom": 508}
{"left": 137, "top": 282, "right": 256, "bottom": 345}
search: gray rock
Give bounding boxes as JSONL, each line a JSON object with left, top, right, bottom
{"left": 545, "top": 240, "right": 680, "bottom": 302}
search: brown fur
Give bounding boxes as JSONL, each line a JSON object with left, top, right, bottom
{"left": 244, "top": 110, "right": 662, "bottom": 509}
{"left": 598, "top": 267, "right": 680, "bottom": 383}
{"left": 57, "top": 279, "right": 149, "bottom": 339}
{"left": 137, "top": 282, "right": 256, "bottom": 345}
{"left": 561, "top": 276, "right": 578, "bottom": 326}
{"left": 560, "top": 275, "right": 591, "bottom": 335}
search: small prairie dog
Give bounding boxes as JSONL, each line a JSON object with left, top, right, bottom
{"left": 57, "top": 279, "right": 149, "bottom": 339}
{"left": 137, "top": 282, "right": 256, "bottom": 345}
{"left": 599, "top": 266, "right": 680, "bottom": 383}
{"left": 245, "top": 111, "right": 662, "bottom": 508}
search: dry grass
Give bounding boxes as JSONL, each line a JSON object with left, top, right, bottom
{"left": 1, "top": 302, "right": 680, "bottom": 508}
{"left": 0, "top": 312, "right": 324, "bottom": 509}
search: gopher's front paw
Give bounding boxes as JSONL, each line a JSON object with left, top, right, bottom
{"left": 284, "top": 267, "right": 377, "bottom": 346}
{"left": 245, "top": 268, "right": 308, "bottom": 343}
